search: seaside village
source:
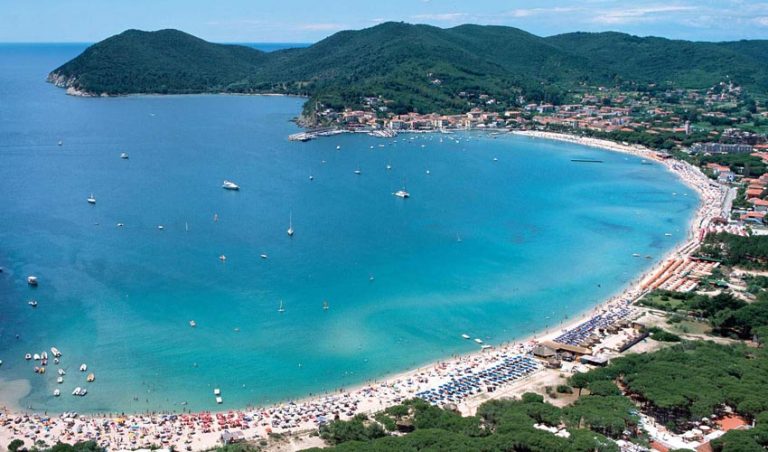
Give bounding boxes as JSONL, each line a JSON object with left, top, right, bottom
{"left": 5, "top": 85, "right": 768, "bottom": 452}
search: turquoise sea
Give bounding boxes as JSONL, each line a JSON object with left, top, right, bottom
{"left": 0, "top": 44, "right": 698, "bottom": 413}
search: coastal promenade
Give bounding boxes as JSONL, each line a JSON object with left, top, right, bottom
{"left": 0, "top": 131, "right": 728, "bottom": 451}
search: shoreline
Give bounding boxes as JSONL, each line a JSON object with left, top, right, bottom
{"left": 0, "top": 130, "right": 726, "bottom": 451}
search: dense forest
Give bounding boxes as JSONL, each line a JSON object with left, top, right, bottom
{"left": 49, "top": 23, "right": 768, "bottom": 115}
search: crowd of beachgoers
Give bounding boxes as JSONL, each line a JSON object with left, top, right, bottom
{"left": 1, "top": 131, "right": 729, "bottom": 451}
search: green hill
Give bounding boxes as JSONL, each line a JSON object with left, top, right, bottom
{"left": 49, "top": 23, "right": 768, "bottom": 114}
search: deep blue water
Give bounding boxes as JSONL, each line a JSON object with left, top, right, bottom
{"left": 0, "top": 44, "right": 698, "bottom": 413}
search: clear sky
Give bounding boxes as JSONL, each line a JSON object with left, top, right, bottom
{"left": 3, "top": 0, "right": 768, "bottom": 43}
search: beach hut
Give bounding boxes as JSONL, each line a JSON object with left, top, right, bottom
{"left": 532, "top": 345, "right": 556, "bottom": 359}
{"left": 220, "top": 430, "right": 245, "bottom": 444}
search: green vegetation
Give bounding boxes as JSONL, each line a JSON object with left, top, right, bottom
{"left": 647, "top": 326, "right": 682, "bottom": 342}
{"left": 50, "top": 23, "right": 768, "bottom": 117}
{"left": 571, "top": 341, "right": 768, "bottom": 431}
{"left": 310, "top": 396, "right": 623, "bottom": 451}
{"left": 639, "top": 289, "right": 768, "bottom": 339}
{"left": 9, "top": 441, "right": 105, "bottom": 452}
{"left": 699, "top": 233, "right": 768, "bottom": 268}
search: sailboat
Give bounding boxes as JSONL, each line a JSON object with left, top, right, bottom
{"left": 456, "top": 233, "right": 462, "bottom": 242}
{"left": 287, "top": 212, "right": 294, "bottom": 237}
{"left": 354, "top": 165, "right": 362, "bottom": 175}
{"left": 278, "top": 300, "right": 285, "bottom": 313}
{"left": 322, "top": 300, "right": 329, "bottom": 311}
{"left": 185, "top": 222, "right": 189, "bottom": 232}
{"left": 87, "top": 194, "right": 96, "bottom": 204}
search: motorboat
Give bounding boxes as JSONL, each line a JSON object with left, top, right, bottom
{"left": 58, "top": 368, "right": 66, "bottom": 376}
{"left": 72, "top": 387, "right": 82, "bottom": 396}
{"left": 474, "top": 338, "right": 484, "bottom": 344}
{"left": 323, "top": 300, "right": 329, "bottom": 311}
{"left": 28, "top": 300, "right": 38, "bottom": 307}
{"left": 33, "top": 353, "right": 40, "bottom": 361}
{"left": 189, "top": 320, "right": 196, "bottom": 328}
{"left": 157, "top": 225, "right": 164, "bottom": 230}
{"left": 222, "top": 180, "right": 240, "bottom": 190}
{"left": 219, "top": 255, "right": 227, "bottom": 262}
{"left": 57, "top": 377, "right": 64, "bottom": 384}
{"left": 393, "top": 189, "right": 410, "bottom": 199}
{"left": 51, "top": 347, "right": 62, "bottom": 357}
{"left": 461, "top": 334, "right": 470, "bottom": 340}
{"left": 278, "top": 300, "right": 285, "bottom": 313}
{"left": 87, "top": 373, "right": 95, "bottom": 382}
{"left": 54, "top": 389, "right": 61, "bottom": 397}
{"left": 25, "top": 353, "right": 32, "bottom": 360}
{"left": 87, "top": 194, "right": 96, "bottom": 204}
{"left": 213, "top": 388, "right": 221, "bottom": 396}
{"left": 260, "top": 254, "right": 268, "bottom": 259}
{"left": 216, "top": 396, "right": 223, "bottom": 404}
{"left": 27, "top": 276, "right": 38, "bottom": 286}
{"left": 79, "top": 364, "right": 87, "bottom": 372}
{"left": 120, "top": 152, "right": 129, "bottom": 159}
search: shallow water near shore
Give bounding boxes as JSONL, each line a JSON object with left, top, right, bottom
{"left": 0, "top": 44, "right": 698, "bottom": 413}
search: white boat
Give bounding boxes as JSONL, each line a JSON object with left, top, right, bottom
{"left": 386, "top": 163, "right": 392, "bottom": 170}
{"left": 27, "top": 276, "right": 38, "bottom": 286}
{"left": 260, "top": 254, "right": 268, "bottom": 259}
{"left": 58, "top": 140, "right": 63, "bottom": 146}
{"left": 157, "top": 225, "right": 164, "bottom": 230}
{"left": 28, "top": 300, "right": 38, "bottom": 307}
{"left": 287, "top": 212, "right": 294, "bottom": 237}
{"left": 42, "top": 351, "right": 47, "bottom": 360}
{"left": 425, "top": 170, "right": 431, "bottom": 175}
{"left": 336, "top": 145, "right": 341, "bottom": 150}
{"left": 278, "top": 300, "right": 285, "bottom": 313}
{"left": 58, "top": 368, "right": 66, "bottom": 376}
{"left": 87, "top": 194, "right": 96, "bottom": 204}
{"left": 354, "top": 167, "right": 362, "bottom": 175}
{"left": 632, "top": 253, "right": 640, "bottom": 257}
{"left": 79, "top": 364, "right": 87, "bottom": 372}
{"left": 72, "top": 387, "right": 82, "bottom": 396}
{"left": 57, "top": 377, "right": 64, "bottom": 384}
{"left": 222, "top": 180, "right": 240, "bottom": 190}
{"left": 54, "top": 389, "right": 61, "bottom": 397}
{"left": 25, "top": 353, "right": 32, "bottom": 360}
{"left": 461, "top": 334, "right": 470, "bottom": 340}
{"left": 87, "top": 373, "right": 95, "bottom": 382}
{"left": 51, "top": 347, "right": 62, "bottom": 357}
{"left": 323, "top": 300, "right": 329, "bottom": 311}
{"left": 189, "top": 320, "right": 196, "bottom": 328}
{"left": 213, "top": 388, "right": 221, "bottom": 396}
{"left": 393, "top": 189, "right": 410, "bottom": 199}
{"left": 33, "top": 353, "right": 40, "bottom": 360}
{"left": 216, "top": 396, "right": 223, "bottom": 404}
{"left": 79, "top": 388, "right": 87, "bottom": 396}
{"left": 493, "top": 157, "right": 498, "bottom": 162}
{"left": 219, "top": 255, "right": 227, "bottom": 262}
{"left": 120, "top": 152, "right": 129, "bottom": 159}
{"left": 474, "top": 338, "right": 484, "bottom": 344}
{"left": 665, "top": 233, "right": 672, "bottom": 237}
{"left": 481, "top": 344, "right": 493, "bottom": 350}
{"left": 309, "top": 175, "right": 314, "bottom": 181}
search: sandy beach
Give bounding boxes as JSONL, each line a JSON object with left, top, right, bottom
{"left": 0, "top": 130, "right": 728, "bottom": 451}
